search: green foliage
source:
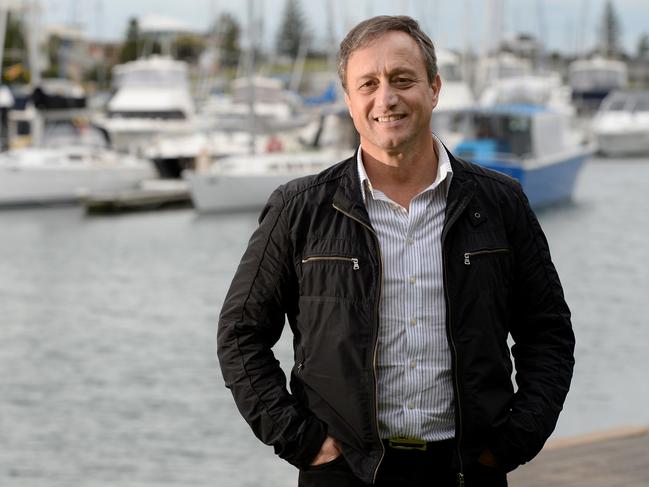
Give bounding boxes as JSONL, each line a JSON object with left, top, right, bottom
{"left": 2, "top": 13, "right": 29, "bottom": 83}
{"left": 213, "top": 13, "right": 241, "bottom": 67}
{"left": 174, "top": 35, "right": 205, "bottom": 62}
{"left": 599, "top": 0, "right": 623, "bottom": 58}
{"left": 276, "top": 0, "right": 308, "bottom": 58}
{"left": 119, "top": 18, "right": 140, "bottom": 63}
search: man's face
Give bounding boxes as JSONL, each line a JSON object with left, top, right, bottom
{"left": 343, "top": 31, "right": 441, "bottom": 157}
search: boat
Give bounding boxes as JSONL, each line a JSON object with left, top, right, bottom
{"left": 182, "top": 110, "right": 356, "bottom": 213}
{"left": 95, "top": 56, "right": 197, "bottom": 154}
{"left": 479, "top": 72, "right": 575, "bottom": 118}
{"left": 452, "top": 104, "right": 594, "bottom": 208}
{"left": 430, "top": 48, "right": 476, "bottom": 148}
{"left": 569, "top": 56, "right": 628, "bottom": 111}
{"left": 200, "top": 76, "right": 312, "bottom": 133}
{"left": 183, "top": 147, "right": 351, "bottom": 213}
{"left": 0, "top": 117, "right": 155, "bottom": 206}
{"left": 591, "top": 91, "right": 649, "bottom": 157}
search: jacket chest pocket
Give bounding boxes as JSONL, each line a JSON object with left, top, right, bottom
{"left": 461, "top": 245, "right": 513, "bottom": 291}
{"left": 463, "top": 247, "right": 510, "bottom": 266}
{"left": 299, "top": 253, "right": 370, "bottom": 301}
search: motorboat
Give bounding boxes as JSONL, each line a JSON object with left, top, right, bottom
{"left": 474, "top": 52, "right": 533, "bottom": 98}
{"left": 96, "top": 56, "right": 197, "bottom": 154}
{"left": 182, "top": 110, "right": 356, "bottom": 213}
{"left": 183, "top": 147, "right": 351, "bottom": 213}
{"left": 591, "top": 91, "right": 649, "bottom": 156}
{"left": 0, "top": 117, "right": 155, "bottom": 206}
{"left": 431, "top": 48, "right": 476, "bottom": 148}
{"left": 453, "top": 104, "right": 594, "bottom": 207}
{"left": 479, "top": 72, "right": 575, "bottom": 117}
{"left": 199, "top": 75, "right": 312, "bottom": 133}
{"left": 569, "top": 56, "right": 628, "bottom": 111}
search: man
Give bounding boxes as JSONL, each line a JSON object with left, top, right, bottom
{"left": 218, "top": 16, "right": 574, "bottom": 487}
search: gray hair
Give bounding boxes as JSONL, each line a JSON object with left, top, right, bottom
{"left": 337, "top": 15, "right": 438, "bottom": 92}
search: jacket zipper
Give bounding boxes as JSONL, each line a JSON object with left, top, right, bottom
{"left": 463, "top": 248, "right": 510, "bottom": 265}
{"left": 441, "top": 193, "right": 473, "bottom": 487}
{"left": 301, "top": 255, "right": 360, "bottom": 270}
{"left": 332, "top": 203, "right": 385, "bottom": 483}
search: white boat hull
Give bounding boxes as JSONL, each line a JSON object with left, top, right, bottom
{"left": 183, "top": 149, "right": 351, "bottom": 213}
{"left": 0, "top": 148, "right": 156, "bottom": 205}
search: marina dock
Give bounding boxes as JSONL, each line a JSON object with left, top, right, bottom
{"left": 81, "top": 179, "right": 192, "bottom": 214}
{"left": 509, "top": 426, "right": 649, "bottom": 486}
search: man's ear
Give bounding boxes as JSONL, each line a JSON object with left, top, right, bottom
{"left": 344, "top": 91, "right": 353, "bottom": 118}
{"left": 431, "top": 74, "right": 442, "bottom": 109}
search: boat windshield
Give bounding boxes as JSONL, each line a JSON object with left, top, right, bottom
{"left": 632, "top": 94, "right": 649, "bottom": 112}
{"left": 470, "top": 114, "right": 533, "bottom": 157}
{"left": 108, "top": 110, "right": 187, "bottom": 120}
{"left": 602, "top": 92, "right": 649, "bottom": 112}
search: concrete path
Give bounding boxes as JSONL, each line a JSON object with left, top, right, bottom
{"left": 508, "top": 426, "right": 649, "bottom": 486}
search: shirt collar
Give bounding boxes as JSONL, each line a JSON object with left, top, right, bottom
{"left": 356, "top": 133, "right": 454, "bottom": 203}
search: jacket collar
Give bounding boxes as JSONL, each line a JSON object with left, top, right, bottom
{"left": 332, "top": 148, "right": 373, "bottom": 227}
{"left": 332, "top": 145, "right": 475, "bottom": 224}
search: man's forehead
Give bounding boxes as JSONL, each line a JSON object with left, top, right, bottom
{"left": 347, "top": 37, "right": 424, "bottom": 76}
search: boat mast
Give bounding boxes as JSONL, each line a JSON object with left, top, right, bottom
{"left": 244, "top": 0, "right": 256, "bottom": 154}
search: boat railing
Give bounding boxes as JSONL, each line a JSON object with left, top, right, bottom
{"left": 455, "top": 149, "right": 535, "bottom": 165}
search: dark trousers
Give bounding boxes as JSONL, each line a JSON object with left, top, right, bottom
{"left": 298, "top": 440, "right": 507, "bottom": 487}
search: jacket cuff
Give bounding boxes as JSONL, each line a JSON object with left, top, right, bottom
{"left": 282, "top": 416, "right": 328, "bottom": 469}
{"left": 488, "top": 434, "right": 523, "bottom": 473}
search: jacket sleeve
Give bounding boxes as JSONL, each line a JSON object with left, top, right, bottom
{"left": 491, "top": 184, "right": 575, "bottom": 472}
{"left": 216, "top": 188, "right": 327, "bottom": 468}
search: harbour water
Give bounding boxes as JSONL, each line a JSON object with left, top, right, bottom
{"left": 1, "top": 157, "right": 648, "bottom": 486}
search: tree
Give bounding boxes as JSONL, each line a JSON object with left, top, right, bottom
{"left": 212, "top": 13, "right": 241, "bottom": 67}
{"left": 119, "top": 18, "right": 141, "bottom": 63}
{"left": 276, "top": 0, "right": 308, "bottom": 58}
{"left": 598, "top": 0, "right": 623, "bottom": 58}
{"left": 174, "top": 34, "right": 205, "bottom": 63}
{"left": 2, "top": 13, "right": 29, "bottom": 83}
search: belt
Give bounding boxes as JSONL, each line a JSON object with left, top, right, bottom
{"left": 383, "top": 436, "right": 454, "bottom": 452}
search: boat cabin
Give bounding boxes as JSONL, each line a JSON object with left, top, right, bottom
{"left": 454, "top": 105, "right": 568, "bottom": 163}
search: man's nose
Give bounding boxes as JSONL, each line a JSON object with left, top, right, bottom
{"left": 376, "top": 82, "right": 398, "bottom": 109}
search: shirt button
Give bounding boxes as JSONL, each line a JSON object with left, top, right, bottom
{"left": 410, "top": 318, "right": 417, "bottom": 326}
{"left": 409, "top": 276, "right": 416, "bottom": 285}
{"left": 410, "top": 360, "right": 417, "bottom": 369}
{"left": 406, "top": 238, "right": 414, "bottom": 246}
{"left": 407, "top": 402, "right": 415, "bottom": 410}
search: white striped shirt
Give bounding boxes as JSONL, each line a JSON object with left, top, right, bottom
{"left": 356, "top": 134, "right": 455, "bottom": 441}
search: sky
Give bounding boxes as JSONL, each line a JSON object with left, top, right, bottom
{"left": 35, "top": 0, "right": 649, "bottom": 56}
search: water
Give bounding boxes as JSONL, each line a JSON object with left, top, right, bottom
{"left": 1, "top": 158, "right": 648, "bottom": 486}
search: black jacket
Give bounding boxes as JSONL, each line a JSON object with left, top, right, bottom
{"left": 217, "top": 150, "right": 575, "bottom": 484}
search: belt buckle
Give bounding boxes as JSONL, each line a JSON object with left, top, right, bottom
{"left": 388, "top": 436, "right": 427, "bottom": 451}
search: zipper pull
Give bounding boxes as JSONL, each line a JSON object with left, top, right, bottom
{"left": 457, "top": 472, "right": 465, "bottom": 487}
{"left": 464, "top": 253, "right": 470, "bottom": 265}
{"left": 297, "top": 361, "right": 304, "bottom": 373}
{"left": 351, "top": 258, "right": 359, "bottom": 270}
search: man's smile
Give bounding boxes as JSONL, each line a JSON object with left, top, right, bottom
{"left": 374, "top": 114, "right": 407, "bottom": 123}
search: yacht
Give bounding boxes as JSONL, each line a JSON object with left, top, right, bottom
{"left": 453, "top": 105, "right": 594, "bottom": 207}
{"left": 96, "top": 56, "right": 197, "bottom": 154}
{"left": 0, "top": 115, "right": 155, "bottom": 206}
{"left": 591, "top": 91, "right": 649, "bottom": 156}
{"left": 569, "top": 56, "right": 628, "bottom": 111}
{"left": 479, "top": 72, "right": 575, "bottom": 117}
{"left": 199, "top": 75, "right": 312, "bottom": 133}
{"left": 431, "top": 48, "right": 476, "bottom": 147}
{"left": 182, "top": 111, "right": 356, "bottom": 213}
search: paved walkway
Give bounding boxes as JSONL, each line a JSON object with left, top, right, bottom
{"left": 508, "top": 426, "right": 649, "bottom": 486}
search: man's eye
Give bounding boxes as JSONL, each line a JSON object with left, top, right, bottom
{"left": 394, "top": 78, "right": 413, "bottom": 86}
{"left": 360, "top": 80, "right": 377, "bottom": 89}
